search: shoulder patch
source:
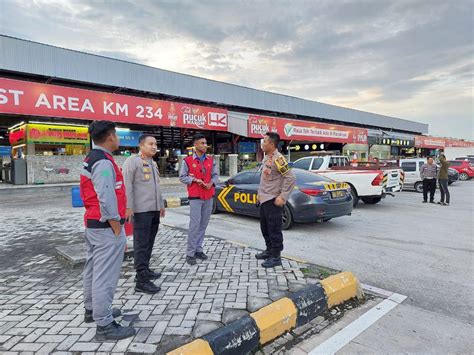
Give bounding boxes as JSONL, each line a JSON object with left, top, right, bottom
{"left": 101, "top": 169, "right": 112, "bottom": 177}
{"left": 275, "top": 155, "right": 290, "bottom": 175}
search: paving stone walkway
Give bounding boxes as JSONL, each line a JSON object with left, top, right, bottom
{"left": 0, "top": 193, "right": 312, "bottom": 354}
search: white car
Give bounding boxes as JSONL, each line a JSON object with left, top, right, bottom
{"left": 292, "top": 155, "right": 403, "bottom": 207}
{"left": 399, "top": 158, "right": 459, "bottom": 192}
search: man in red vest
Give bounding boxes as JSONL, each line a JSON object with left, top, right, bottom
{"left": 179, "top": 133, "right": 219, "bottom": 265}
{"left": 80, "top": 120, "right": 135, "bottom": 341}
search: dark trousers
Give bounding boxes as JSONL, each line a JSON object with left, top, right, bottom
{"left": 260, "top": 199, "right": 284, "bottom": 257}
{"left": 439, "top": 179, "right": 450, "bottom": 204}
{"left": 422, "top": 178, "right": 436, "bottom": 202}
{"left": 133, "top": 211, "right": 160, "bottom": 273}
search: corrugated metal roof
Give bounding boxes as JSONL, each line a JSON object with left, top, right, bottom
{"left": 0, "top": 35, "right": 428, "bottom": 134}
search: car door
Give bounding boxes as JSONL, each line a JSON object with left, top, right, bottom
{"left": 234, "top": 171, "right": 261, "bottom": 217}
{"left": 218, "top": 171, "right": 258, "bottom": 215}
{"left": 400, "top": 161, "right": 418, "bottom": 187}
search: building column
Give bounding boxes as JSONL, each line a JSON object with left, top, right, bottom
{"left": 228, "top": 154, "right": 238, "bottom": 177}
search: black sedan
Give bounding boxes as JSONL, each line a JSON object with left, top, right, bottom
{"left": 213, "top": 168, "right": 353, "bottom": 230}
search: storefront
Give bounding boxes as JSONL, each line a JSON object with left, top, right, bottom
{"left": 246, "top": 115, "right": 368, "bottom": 162}
{"left": 368, "top": 134, "right": 416, "bottom": 160}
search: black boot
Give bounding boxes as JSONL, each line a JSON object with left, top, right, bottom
{"left": 95, "top": 320, "right": 136, "bottom": 341}
{"left": 262, "top": 255, "right": 282, "bottom": 268}
{"left": 255, "top": 250, "right": 271, "bottom": 260}
{"left": 84, "top": 308, "right": 122, "bottom": 323}
{"left": 146, "top": 269, "right": 162, "bottom": 279}
{"left": 135, "top": 271, "right": 161, "bottom": 294}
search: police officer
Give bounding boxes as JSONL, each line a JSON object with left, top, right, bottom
{"left": 80, "top": 120, "right": 135, "bottom": 340}
{"left": 179, "top": 133, "right": 219, "bottom": 265}
{"left": 122, "top": 134, "right": 165, "bottom": 294}
{"left": 256, "top": 132, "right": 296, "bottom": 268}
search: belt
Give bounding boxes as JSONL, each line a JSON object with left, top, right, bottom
{"left": 86, "top": 218, "right": 126, "bottom": 229}
{"left": 424, "top": 177, "right": 436, "bottom": 180}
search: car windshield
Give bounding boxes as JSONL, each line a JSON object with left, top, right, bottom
{"left": 293, "top": 169, "right": 332, "bottom": 184}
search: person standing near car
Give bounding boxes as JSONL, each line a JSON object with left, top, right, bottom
{"left": 80, "top": 120, "right": 135, "bottom": 340}
{"left": 437, "top": 154, "right": 450, "bottom": 206}
{"left": 256, "top": 132, "right": 296, "bottom": 268}
{"left": 122, "top": 134, "right": 165, "bottom": 294}
{"left": 420, "top": 156, "right": 438, "bottom": 203}
{"left": 179, "top": 133, "right": 219, "bottom": 265}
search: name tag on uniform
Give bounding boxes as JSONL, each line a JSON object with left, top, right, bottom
{"left": 142, "top": 167, "right": 151, "bottom": 173}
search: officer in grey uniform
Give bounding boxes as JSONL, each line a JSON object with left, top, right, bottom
{"left": 80, "top": 120, "right": 135, "bottom": 340}
{"left": 256, "top": 132, "right": 296, "bottom": 268}
{"left": 122, "top": 134, "right": 165, "bottom": 294}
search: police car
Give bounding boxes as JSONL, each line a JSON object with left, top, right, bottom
{"left": 212, "top": 168, "right": 353, "bottom": 230}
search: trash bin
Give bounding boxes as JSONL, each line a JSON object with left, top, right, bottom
{"left": 71, "top": 186, "right": 84, "bottom": 207}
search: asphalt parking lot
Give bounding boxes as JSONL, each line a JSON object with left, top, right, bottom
{"left": 163, "top": 180, "right": 474, "bottom": 352}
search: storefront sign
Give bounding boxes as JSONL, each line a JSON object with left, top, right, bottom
{"left": 372, "top": 137, "right": 414, "bottom": 147}
{"left": 9, "top": 125, "right": 27, "bottom": 145}
{"left": 416, "top": 136, "right": 474, "bottom": 149}
{"left": 0, "top": 146, "right": 12, "bottom": 156}
{"left": 26, "top": 124, "right": 90, "bottom": 144}
{"left": 0, "top": 78, "right": 228, "bottom": 132}
{"left": 248, "top": 115, "right": 368, "bottom": 144}
{"left": 117, "top": 130, "right": 142, "bottom": 147}
{"left": 415, "top": 136, "right": 446, "bottom": 149}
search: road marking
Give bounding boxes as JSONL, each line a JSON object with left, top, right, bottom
{"left": 308, "top": 292, "right": 407, "bottom": 355}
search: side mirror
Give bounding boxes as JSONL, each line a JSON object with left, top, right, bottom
{"left": 225, "top": 180, "right": 231, "bottom": 186}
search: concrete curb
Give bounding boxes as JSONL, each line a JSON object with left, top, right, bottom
{"left": 167, "top": 271, "right": 363, "bottom": 355}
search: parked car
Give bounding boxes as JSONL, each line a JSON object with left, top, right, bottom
{"left": 448, "top": 160, "right": 474, "bottom": 181}
{"left": 400, "top": 158, "right": 459, "bottom": 192}
{"left": 213, "top": 168, "right": 353, "bottom": 230}
{"left": 292, "top": 155, "right": 403, "bottom": 207}
{"left": 455, "top": 157, "right": 474, "bottom": 165}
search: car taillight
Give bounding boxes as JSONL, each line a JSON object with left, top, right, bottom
{"left": 371, "top": 172, "right": 384, "bottom": 186}
{"left": 301, "top": 188, "right": 328, "bottom": 196}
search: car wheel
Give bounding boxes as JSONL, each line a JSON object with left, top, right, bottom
{"left": 323, "top": 218, "right": 332, "bottom": 222}
{"left": 282, "top": 204, "right": 294, "bottom": 230}
{"left": 361, "top": 197, "right": 382, "bottom": 204}
{"left": 459, "top": 172, "right": 469, "bottom": 181}
{"left": 211, "top": 198, "right": 219, "bottom": 214}
{"left": 350, "top": 187, "right": 359, "bottom": 208}
{"left": 414, "top": 182, "right": 423, "bottom": 193}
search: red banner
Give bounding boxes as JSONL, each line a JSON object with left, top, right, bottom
{"left": 415, "top": 136, "right": 474, "bottom": 149}
{"left": 0, "top": 78, "right": 228, "bottom": 131}
{"left": 248, "top": 115, "right": 368, "bottom": 144}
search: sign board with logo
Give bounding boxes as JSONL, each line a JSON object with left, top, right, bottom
{"left": 238, "top": 142, "right": 257, "bottom": 153}
{"left": 0, "top": 78, "right": 228, "bottom": 132}
{"left": 26, "top": 124, "right": 90, "bottom": 145}
{"left": 415, "top": 136, "right": 474, "bottom": 149}
{"left": 117, "top": 130, "right": 142, "bottom": 147}
{"left": 0, "top": 146, "right": 12, "bottom": 156}
{"left": 248, "top": 115, "right": 368, "bottom": 144}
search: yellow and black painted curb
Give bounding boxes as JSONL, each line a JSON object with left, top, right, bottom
{"left": 164, "top": 197, "right": 189, "bottom": 208}
{"left": 167, "top": 271, "right": 362, "bottom": 355}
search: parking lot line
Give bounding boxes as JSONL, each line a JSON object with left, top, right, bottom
{"left": 308, "top": 292, "right": 407, "bottom": 355}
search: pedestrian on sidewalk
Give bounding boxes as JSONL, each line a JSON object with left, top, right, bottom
{"left": 420, "top": 156, "right": 438, "bottom": 203}
{"left": 79, "top": 120, "right": 135, "bottom": 341}
{"left": 122, "top": 134, "right": 165, "bottom": 294}
{"left": 437, "top": 154, "right": 450, "bottom": 206}
{"left": 256, "top": 132, "right": 296, "bottom": 268}
{"left": 179, "top": 133, "right": 219, "bottom": 266}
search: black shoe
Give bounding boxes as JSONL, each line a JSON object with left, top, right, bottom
{"left": 146, "top": 269, "right": 162, "bottom": 279}
{"left": 186, "top": 256, "right": 197, "bottom": 265}
{"left": 194, "top": 252, "right": 208, "bottom": 260}
{"left": 255, "top": 250, "right": 271, "bottom": 260}
{"left": 422, "top": 200, "right": 427, "bottom": 203}
{"left": 437, "top": 202, "right": 443, "bottom": 205}
{"left": 430, "top": 201, "right": 435, "bottom": 204}
{"left": 135, "top": 280, "right": 161, "bottom": 294}
{"left": 84, "top": 308, "right": 122, "bottom": 323}
{"left": 262, "top": 257, "right": 282, "bottom": 268}
{"left": 95, "top": 320, "right": 136, "bottom": 341}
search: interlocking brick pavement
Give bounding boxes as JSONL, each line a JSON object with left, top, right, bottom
{"left": 0, "top": 191, "right": 312, "bottom": 354}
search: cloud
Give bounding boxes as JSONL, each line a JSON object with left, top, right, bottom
{"left": 0, "top": 0, "right": 472, "bottom": 139}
